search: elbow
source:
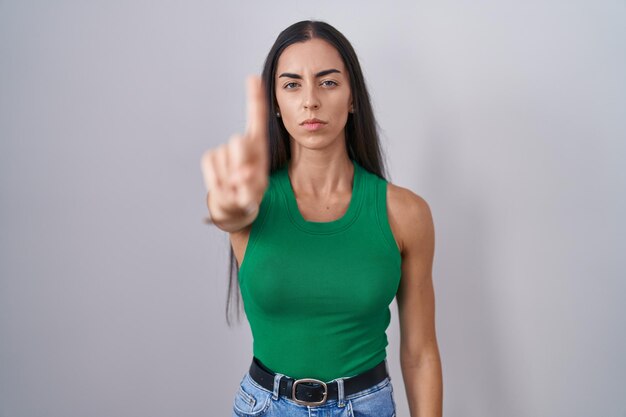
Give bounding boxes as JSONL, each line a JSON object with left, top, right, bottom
{"left": 400, "top": 343, "right": 441, "bottom": 369}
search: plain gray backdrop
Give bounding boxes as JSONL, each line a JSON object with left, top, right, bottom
{"left": 1, "top": 1, "right": 625, "bottom": 416}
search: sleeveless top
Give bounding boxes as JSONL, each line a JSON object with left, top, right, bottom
{"left": 238, "top": 158, "right": 402, "bottom": 382}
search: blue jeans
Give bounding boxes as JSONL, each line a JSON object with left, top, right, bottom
{"left": 231, "top": 369, "right": 397, "bottom": 417}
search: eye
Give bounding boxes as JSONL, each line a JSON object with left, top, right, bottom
{"left": 321, "top": 80, "right": 338, "bottom": 87}
{"left": 283, "top": 82, "right": 299, "bottom": 89}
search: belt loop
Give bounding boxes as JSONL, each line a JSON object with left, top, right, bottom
{"left": 336, "top": 377, "right": 345, "bottom": 407}
{"left": 272, "top": 372, "right": 284, "bottom": 400}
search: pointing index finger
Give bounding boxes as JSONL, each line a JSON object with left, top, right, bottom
{"left": 245, "top": 75, "right": 268, "bottom": 140}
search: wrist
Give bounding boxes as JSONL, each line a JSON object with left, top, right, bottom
{"left": 206, "top": 192, "right": 259, "bottom": 227}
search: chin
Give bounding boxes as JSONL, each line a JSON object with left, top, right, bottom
{"left": 290, "top": 134, "right": 338, "bottom": 150}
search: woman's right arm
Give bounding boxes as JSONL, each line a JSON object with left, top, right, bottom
{"left": 200, "top": 76, "right": 269, "bottom": 233}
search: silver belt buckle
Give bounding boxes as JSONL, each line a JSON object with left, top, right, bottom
{"left": 292, "top": 378, "right": 328, "bottom": 406}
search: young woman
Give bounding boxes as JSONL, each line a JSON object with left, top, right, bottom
{"left": 201, "top": 20, "right": 442, "bottom": 417}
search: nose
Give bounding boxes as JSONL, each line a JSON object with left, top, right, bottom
{"left": 303, "top": 85, "right": 320, "bottom": 110}
{"left": 304, "top": 100, "right": 319, "bottom": 110}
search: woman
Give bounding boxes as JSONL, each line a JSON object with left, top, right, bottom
{"left": 201, "top": 20, "right": 442, "bottom": 417}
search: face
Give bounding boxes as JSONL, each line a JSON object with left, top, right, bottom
{"left": 274, "top": 38, "right": 353, "bottom": 151}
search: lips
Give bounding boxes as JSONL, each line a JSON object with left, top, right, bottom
{"left": 300, "top": 118, "right": 327, "bottom": 125}
{"left": 300, "top": 118, "right": 327, "bottom": 132}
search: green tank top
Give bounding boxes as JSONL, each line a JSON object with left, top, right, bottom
{"left": 238, "top": 158, "right": 401, "bottom": 382}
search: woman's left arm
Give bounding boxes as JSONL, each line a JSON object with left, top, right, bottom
{"left": 388, "top": 184, "right": 443, "bottom": 417}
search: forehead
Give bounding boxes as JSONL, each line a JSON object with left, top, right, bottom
{"left": 276, "top": 38, "right": 346, "bottom": 75}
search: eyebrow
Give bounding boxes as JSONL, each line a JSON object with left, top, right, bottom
{"left": 278, "top": 68, "right": 342, "bottom": 79}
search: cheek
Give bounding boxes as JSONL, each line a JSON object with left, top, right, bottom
{"left": 275, "top": 93, "right": 293, "bottom": 115}
{"left": 277, "top": 99, "right": 301, "bottom": 126}
{"left": 330, "top": 97, "right": 350, "bottom": 119}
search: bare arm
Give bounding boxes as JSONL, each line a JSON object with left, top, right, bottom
{"left": 388, "top": 184, "right": 443, "bottom": 417}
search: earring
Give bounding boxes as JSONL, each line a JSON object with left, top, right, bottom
{"left": 276, "top": 111, "right": 281, "bottom": 118}
{"left": 349, "top": 105, "right": 354, "bottom": 113}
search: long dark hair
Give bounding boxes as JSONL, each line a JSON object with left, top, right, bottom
{"left": 226, "top": 20, "right": 389, "bottom": 326}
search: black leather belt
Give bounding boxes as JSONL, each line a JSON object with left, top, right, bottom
{"left": 248, "top": 356, "right": 389, "bottom": 406}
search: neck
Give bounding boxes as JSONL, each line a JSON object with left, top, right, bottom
{"left": 287, "top": 138, "right": 354, "bottom": 198}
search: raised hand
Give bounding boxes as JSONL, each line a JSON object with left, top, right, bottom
{"left": 201, "top": 75, "right": 270, "bottom": 228}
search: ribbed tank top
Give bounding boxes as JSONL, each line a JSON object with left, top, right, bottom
{"left": 238, "top": 158, "right": 401, "bottom": 382}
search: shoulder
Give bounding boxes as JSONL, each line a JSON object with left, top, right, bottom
{"left": 386, "top": 182, "right": 435, "bottom": 255}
